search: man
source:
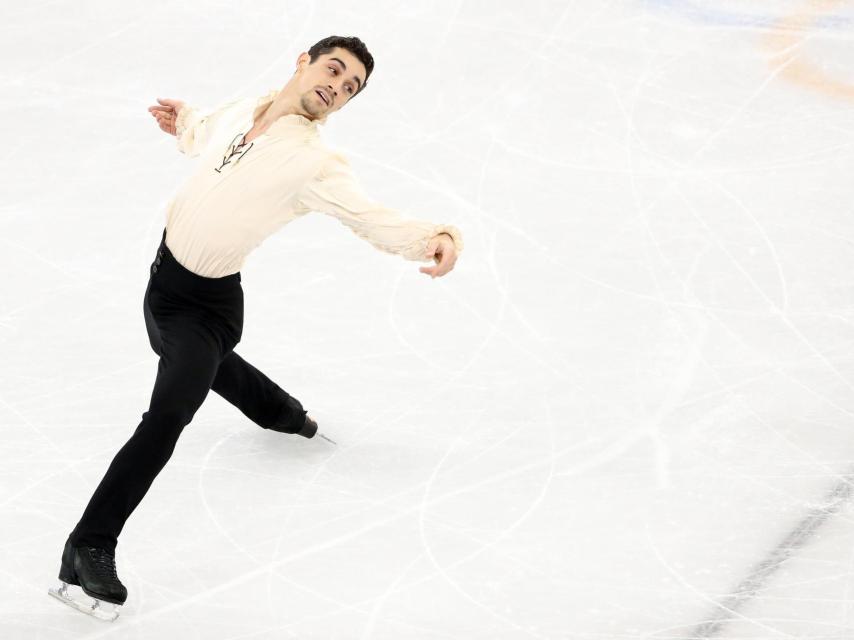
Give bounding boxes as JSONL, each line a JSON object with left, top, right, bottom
{"left": 49, "top": 35, "right": 464, "bottom": 621}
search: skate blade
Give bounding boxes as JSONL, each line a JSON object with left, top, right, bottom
{"left": 48, "top": 582, "right": 121, "bottom": 622}
{"left": 317, "top": 431, "right": 337, "bottom": 445}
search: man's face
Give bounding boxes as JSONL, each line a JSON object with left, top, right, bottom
{"left": 295, "top": 48, "right": 367, "bottom": 119}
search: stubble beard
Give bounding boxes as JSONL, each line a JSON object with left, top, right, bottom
{"left": 300, "top": 92, "right": 324, "bottom": 118}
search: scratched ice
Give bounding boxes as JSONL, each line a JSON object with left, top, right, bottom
{"left": 2, "top": 1, "right": 854, "bottom": 638}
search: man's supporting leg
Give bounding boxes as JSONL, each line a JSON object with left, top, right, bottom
{"left": 69, "top": 322, "right": 224, "bottom": 553}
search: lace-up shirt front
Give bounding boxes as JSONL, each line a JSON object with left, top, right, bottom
{"left": 166, "top": 88, "right": 465, "bottom": 278}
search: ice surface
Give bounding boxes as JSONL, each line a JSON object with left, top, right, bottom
{"left": 3, "top": 0, "right": 854, "bottom": 637}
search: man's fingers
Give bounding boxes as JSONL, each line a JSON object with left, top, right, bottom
{"left": 150, "top": 111, "right": 177, "bottom": 136}
{"left": 153, "top": 112, "right": 175, "bottom": 127}
{"left": 425, "top": 238, "right": 438, "bottom": 258}
{"left": 152, "top": 97, "right": 184, "bottom": 114}
{"left": 419, "top": 259, "right": 454, "bottom": 278}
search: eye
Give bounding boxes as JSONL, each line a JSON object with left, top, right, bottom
{"left": 328, "top": 66, "right": 354, "bottom": 95}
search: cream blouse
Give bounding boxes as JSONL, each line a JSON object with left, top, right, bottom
{"left": 164, "top": 88, "right": 465, "bottom": 277}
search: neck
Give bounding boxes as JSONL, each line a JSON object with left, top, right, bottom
{"left": 257, "top": 84, "right": 315, "bottom": 126}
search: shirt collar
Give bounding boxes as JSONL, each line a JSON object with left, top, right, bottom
{"left": 251, "top": 87, "right": 326, "bottom": 134}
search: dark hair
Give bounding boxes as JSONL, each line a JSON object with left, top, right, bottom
{"left": 306, "top": 35, "right": 374, "bottom": 100}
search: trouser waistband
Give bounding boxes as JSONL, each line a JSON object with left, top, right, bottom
{"left": 151, "top": 227, "right": 241, "bottom": 292}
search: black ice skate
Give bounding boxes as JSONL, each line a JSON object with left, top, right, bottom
{"left": 268, "top": 407, "right": 337, "bottom": 445}
{"left": 48, "top": 538, "right": 127, "bottom": 622}
{"left": 307, "top": 414, "right": 338, "bottom": 445}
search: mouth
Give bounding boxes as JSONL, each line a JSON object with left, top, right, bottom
{"left": 315, "top": 89, "right": 330, "bottom": 106}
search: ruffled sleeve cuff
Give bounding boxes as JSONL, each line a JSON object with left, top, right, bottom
{"left": 174, "top": 105, "right": 202, "bottom": 154}
{"left": 431, "top": 224, "right": 464, "bottom": 255}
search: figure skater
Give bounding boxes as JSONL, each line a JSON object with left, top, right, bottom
{"left": 49, "top": 34, "right": 463, "bottom": 621}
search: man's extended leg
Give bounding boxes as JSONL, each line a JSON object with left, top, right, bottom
{"left": 210, "top": 350, "right": 311, "bottom": 434}
{"left": 142, "top": 277, "right": 313, "bottom": 438}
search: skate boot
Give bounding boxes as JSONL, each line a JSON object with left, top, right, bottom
{"left": 268, "top": 398, "right": 337, "bottom": 445}
{"left": 48, "top": 537, "right": 127, "bottom": 621}
{"left": 292, "top": 413, "right": 337, "bottom": 445}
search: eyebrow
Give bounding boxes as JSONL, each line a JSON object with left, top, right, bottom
{"left": 328, "top": 57, "right": 362, "bottom": 93}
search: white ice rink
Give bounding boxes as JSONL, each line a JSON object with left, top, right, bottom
{"left": 3, "top": 0, "right": 854, "bottom": 637}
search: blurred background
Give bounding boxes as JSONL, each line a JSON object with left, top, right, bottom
{"left": 2, "top": 0, "right": 854, "bottom": 637}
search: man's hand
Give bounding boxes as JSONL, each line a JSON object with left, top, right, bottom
{"left": 419, "top": 232, "right": 458, "bottom": 279}
{"left": 148, "top": 97, "right": 186, "bottom": 136}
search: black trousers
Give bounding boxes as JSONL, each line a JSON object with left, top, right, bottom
{"left": 68, "top": 228, "right": 314, "bottom": 553}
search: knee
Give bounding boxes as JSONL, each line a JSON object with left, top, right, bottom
{"left": 140, "top": 406, "right": 194, "bottom": 435}
{"left": 132, "top": 407, "right": 194, "bottom": 461}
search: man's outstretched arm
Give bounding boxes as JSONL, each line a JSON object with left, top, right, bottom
{"left": 297, "top": 152, "right": 464, "bottom": 279}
